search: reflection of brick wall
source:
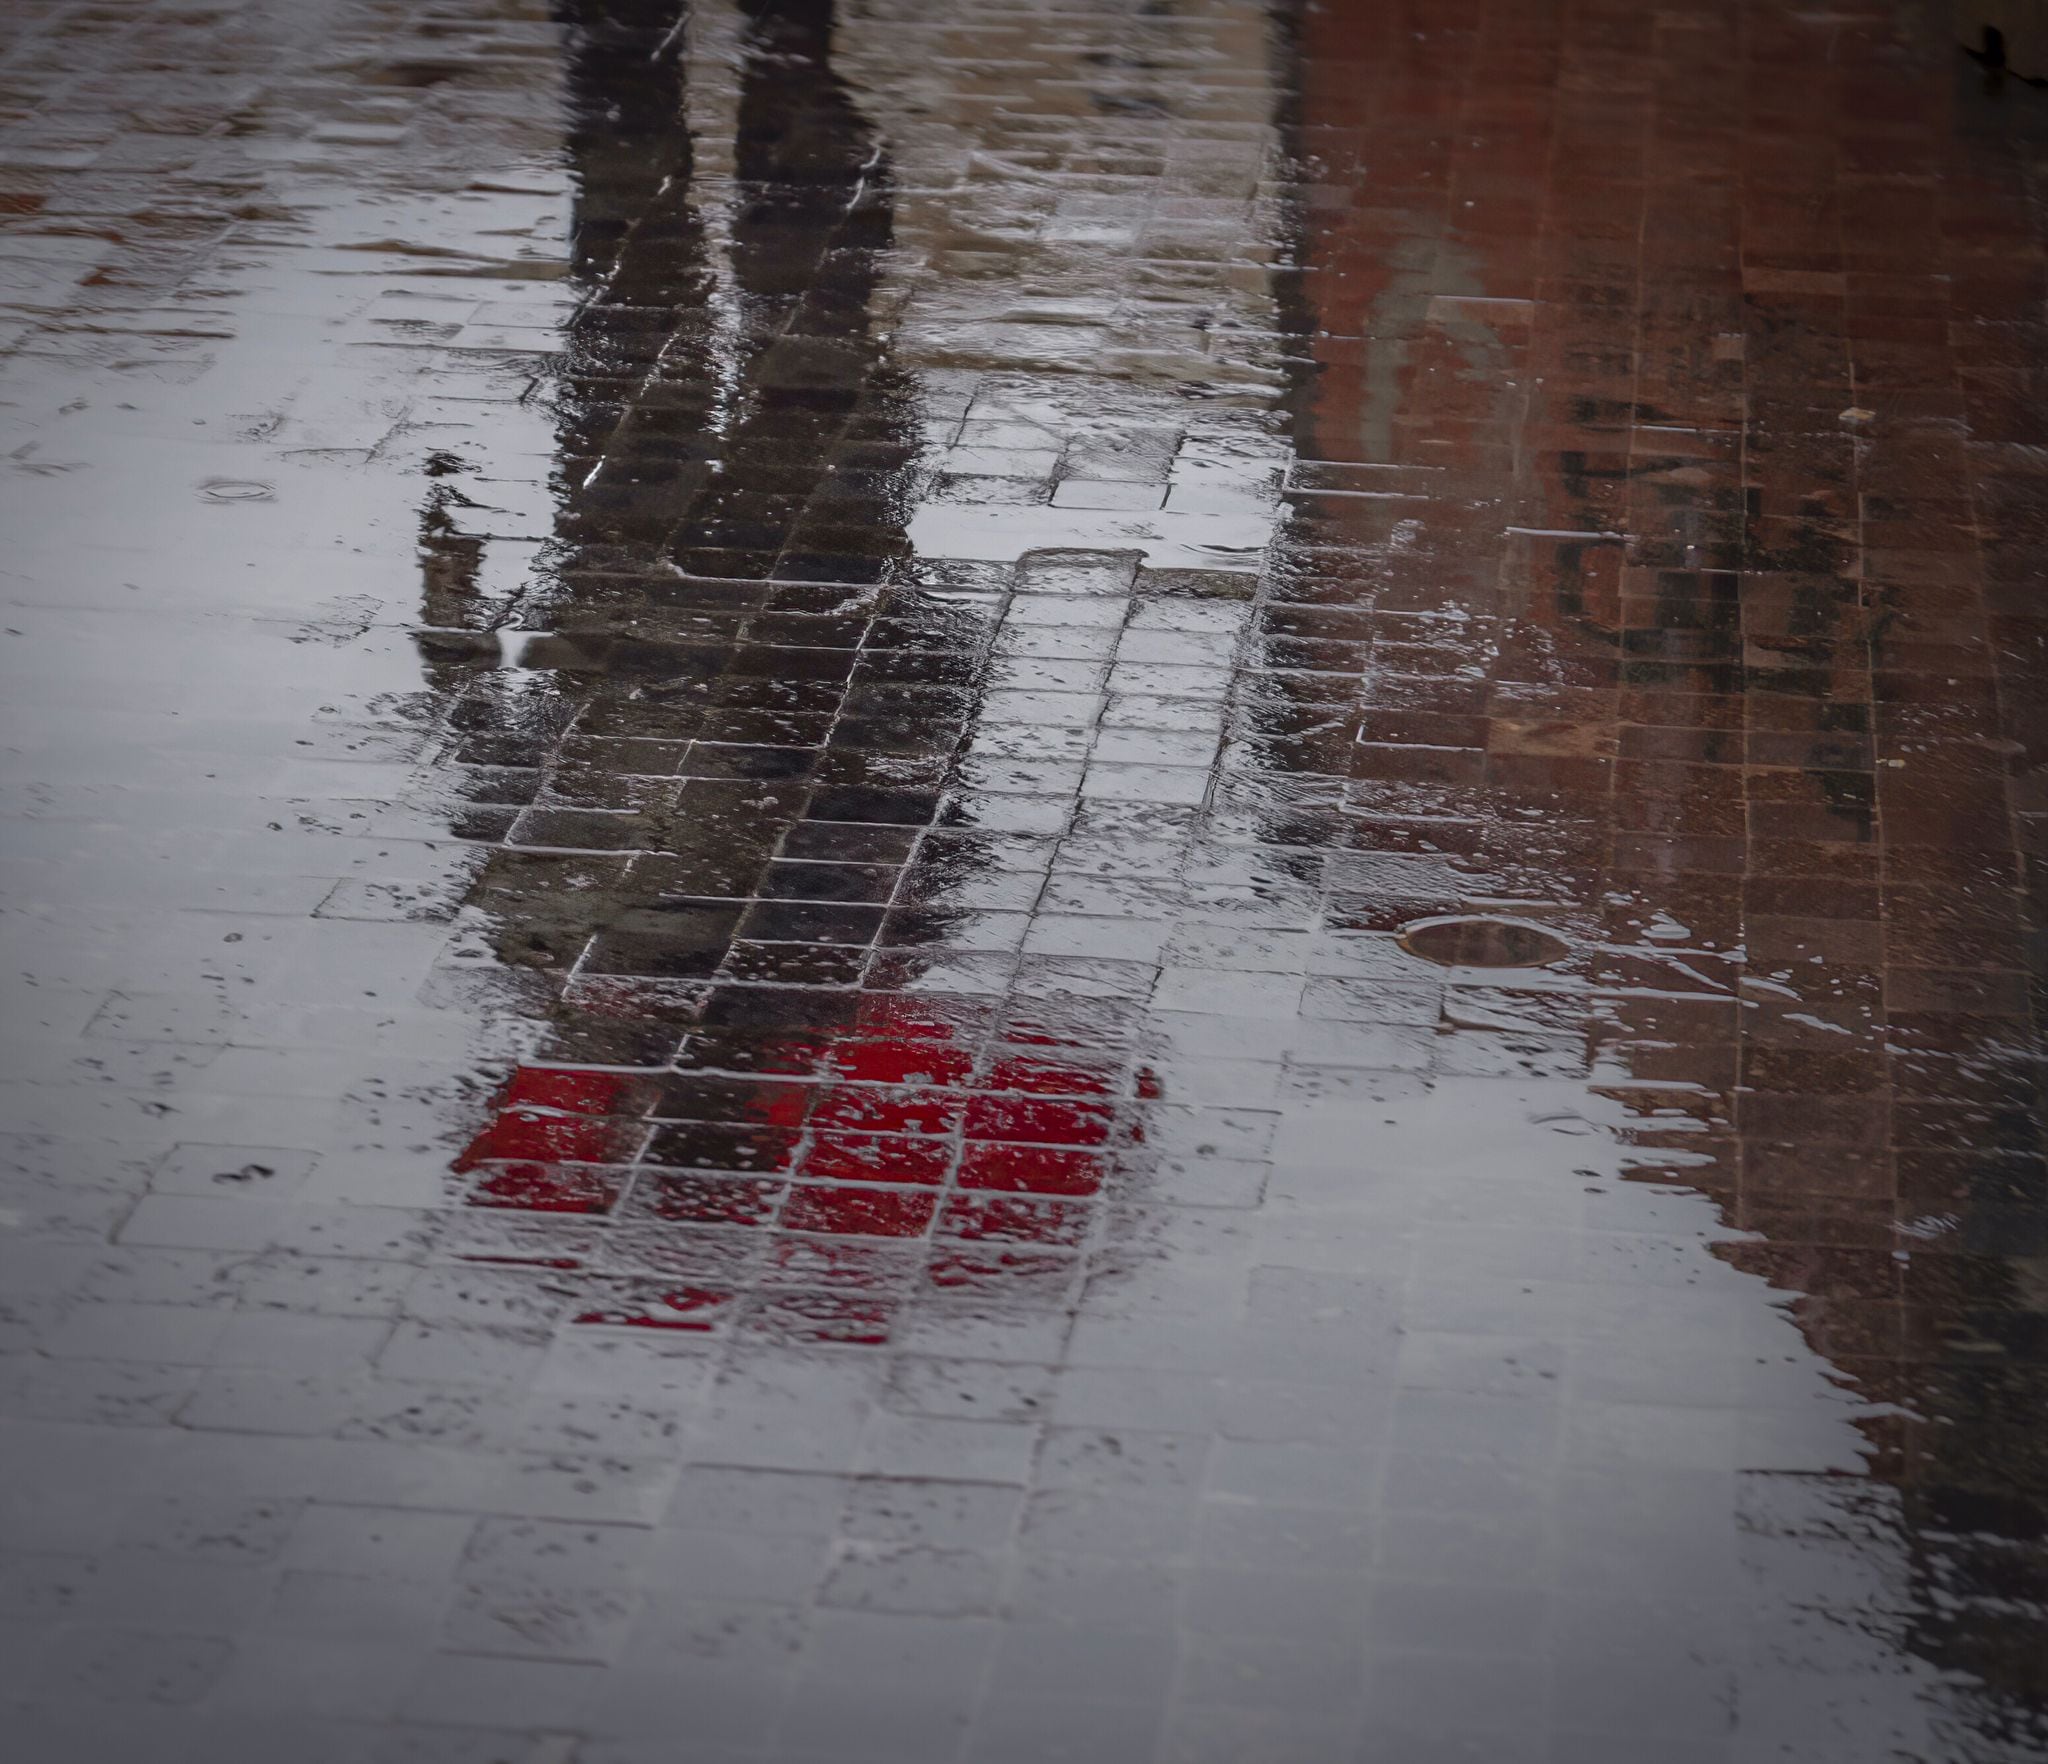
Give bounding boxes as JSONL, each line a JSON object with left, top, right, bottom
{"left": 1285, "top": 0, "right": 2048, "bottom": 1724}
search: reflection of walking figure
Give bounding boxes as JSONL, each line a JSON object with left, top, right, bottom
{"left": 415, "top": 0, "right": 918, "bottom": 1067}
{"left": 416, "top": 3, "right": 1137, "bottom": 1343}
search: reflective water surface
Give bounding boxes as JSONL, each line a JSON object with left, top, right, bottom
{"left": 2, "top": 0, "right": 2046, "bottom": 1759}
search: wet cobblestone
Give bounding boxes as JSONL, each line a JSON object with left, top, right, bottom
{"left": 4, "top": 0, "right": 2048, "bottom": 1759}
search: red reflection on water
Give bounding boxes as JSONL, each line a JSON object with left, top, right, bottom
{"left": 454, "top": 1008, "right": 1150, "bottom": 1344}
{"left": 958, "top": 1143, "right": 1105, "bottom": 1197}
{"left": 780, "top": 1184, "right": 940, "bottom": 1237}
{"left": 803, "top": 1131, "right": 952, "bottom": 1185}
{"left": 468, "top": 1162, "right": 624, "bottom": 1215}
{"left": 457, "top": 1105, "right": 636, "bottom": 1170}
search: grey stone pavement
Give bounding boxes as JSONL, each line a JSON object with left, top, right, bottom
{"left": 3, "top": 0, "right": 2048, "bottom": 1759}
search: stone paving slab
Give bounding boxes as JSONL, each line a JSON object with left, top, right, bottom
{"left": 2, "top": 0, "right": 2047, "bottom": 1759}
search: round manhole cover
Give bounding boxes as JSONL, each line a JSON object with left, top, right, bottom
{"left": 1399, "top": 915, "right": 1572, "bottom": 970}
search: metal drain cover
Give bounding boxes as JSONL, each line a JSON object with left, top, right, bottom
{"left": 1398, "top": 915, "right": 1573, "bottom": 970}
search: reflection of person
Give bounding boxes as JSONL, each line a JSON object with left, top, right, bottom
{"left": 414, "top": 0, "right": 917, "bottom": 1066}
{"left": 669, "top": 0, "right": 910, "bottom": 587}
{"left": 420, "top": 3, "right": 1132, "bottom": 1336}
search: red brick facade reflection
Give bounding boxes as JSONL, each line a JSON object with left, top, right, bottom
{"left": 1282, "top": 0, "right": 2048, "bottom": 1718}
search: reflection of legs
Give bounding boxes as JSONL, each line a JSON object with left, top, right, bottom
{"left": 430, "top": 0, "right": 917, "bottom": 1034}
{"left": 555, "top": 0, "right": 694, "bottom": 287}
{"left": 668, "top": 0, "right": 906, "bottom": 583}
{"left": 550, "top": 0, "right": 713, "bottom": 561}
{"left": 411, "top": 3, "right": 710, "bottom": 858}
{"left": 416, "top": 0, "right": 704, "bottom": 640}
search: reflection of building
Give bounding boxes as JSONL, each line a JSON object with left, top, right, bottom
{"left": 1274, "top": 4, "right": 2047, "bottom": 1746}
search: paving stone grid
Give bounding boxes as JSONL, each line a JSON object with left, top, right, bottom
{"left": 2, "top": 0, "right": 2048, "bottom": 1760}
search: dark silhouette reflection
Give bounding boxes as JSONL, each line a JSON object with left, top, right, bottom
{"left": 418, "top": 0, "right": 920, "bottom": 1066}
{"left": 415, "top": 0, "right": 1119, "bottom": 1346}
{"left": 1261, "top": 5, "right": 2045, "bottom": 1748}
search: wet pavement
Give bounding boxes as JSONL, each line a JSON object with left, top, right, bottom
{"left": 4, "top": 0, "right": 2048, "bottom": 1758}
